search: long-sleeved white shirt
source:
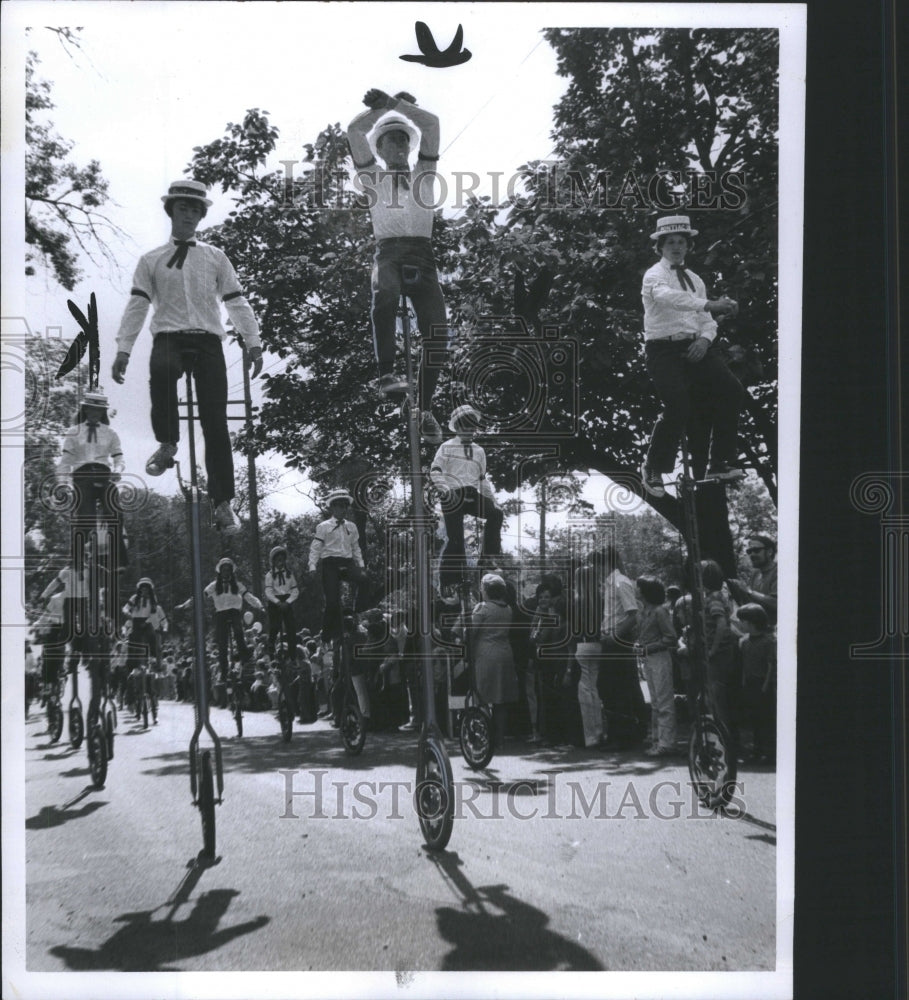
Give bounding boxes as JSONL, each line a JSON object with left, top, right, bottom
{"left": 57, "top": 423, "right": 125, "bottom": 477}
{"left": 309, "top": 518, "right": 364, "bottom": 570}
{"left": 641, "top": 258, "right": 717, "bottom": 342}
{"left": 430, "top": 437, "right": 494, "bottom": 500}
{"left": 203, "top": 579, "right": 262, "bottom": 613}
{"left": 122, "top": 595, "right": 168, "bottom": 630}
{"left": 115, "top": 237, "right": 261, "bottom": 355}
{"left": 265, "top": 569, "right": 299, "bottom": 604}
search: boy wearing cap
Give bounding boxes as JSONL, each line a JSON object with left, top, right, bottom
{"left": 309, "top": 490, "right": 366, "bottom": 642}
{"left": 430, "top": 405, "right": 503, "bottom": 588}
{"left": 57, "top": 389, "right": 128, "bottom": 569}
{"left": 111, "top": 180, "right": 264, "bottom": 534}
{"left": 639, "top": 215, "right": 744, "bottom": 498}
{"left": 347, "top": 89, "right": 448, "bottom": 444}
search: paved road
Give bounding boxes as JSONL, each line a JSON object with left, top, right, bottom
{"left": 20, "top": 697, "right": 777, "bottom": 980}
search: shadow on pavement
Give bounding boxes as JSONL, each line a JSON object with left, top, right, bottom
{"left": 48, "top": 884, "right": 269, "bottom": 971}
{"left": 26, "top": 801, "right": 107, "bottom": 830}
{"left": 426, "top": 850, "right": 603, "bottom": 971}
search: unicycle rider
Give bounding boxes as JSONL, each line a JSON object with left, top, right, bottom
{"left": 639, "top": 215, "right": 745, "bottom": 498}
{"left": 347, "top": 89, "right": 448, "bottom": 444}
{"left": 309, "top": 489, "right": 366, "bottom": 644}
{"left": 110, "top": 179, "right": 264, "bottom": 534}
{"left": 430, "top": 404, "right": 504, "bottom": 589}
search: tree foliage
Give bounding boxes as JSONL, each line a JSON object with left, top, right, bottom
{"left": 25, "top": 34, "right": 120, "bottom": 291}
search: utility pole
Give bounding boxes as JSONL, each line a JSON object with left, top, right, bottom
{"left": 539, "top": 479, "right": 547, "bottom": 571}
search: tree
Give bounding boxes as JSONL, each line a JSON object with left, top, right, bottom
{"left": 25, "top": 32, "right": 120, "bottom": 290}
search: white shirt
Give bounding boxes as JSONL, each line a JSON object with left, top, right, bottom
{"left": 354, "top": 166, "right": 437, "bottom": 240}
{"left": 265, "top": 569, "right": 299, "bottom": 604}
{"left": 204, "top": 579, "right": 250, "bottom": 613}
{"left": 57, "top": 423, "right": 125, "bottom": 477}
{"left": 122, "top": 595, "right": 167, "bottom": 630}
{"left": 430, "top": 438, "right": 494, "bottom": 500}
{"left": 309, "top": 518, "right": 364, "bottom": 570}
{"left": 641, "top": 258, "right": 717, "bottom": 342}
{"left": 116, "top": 237, "right": 261, "bottom": 355}
{"left": 601, "top": 569, "right": 639, "bottom": 637}
{"left": 41, "top": 567, "right": 89, "bottom": 601}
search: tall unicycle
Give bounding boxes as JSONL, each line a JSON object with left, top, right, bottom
{"left": 175, "top": 352, "right": 224, "bottom": 860}
{"left": 335, "top": 571, "right": 367, "bottom": 756}
{"left": 397, "top": 274, "right": 454, "bottom": 850}
{"left": 677, "top": 439, "right": 738, "bottom": 810}
{"left": 457, "top": 576, "right": 494, "bottom": 771}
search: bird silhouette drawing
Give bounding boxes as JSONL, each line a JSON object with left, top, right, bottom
{"left": 57, "top": 292, "right": 101, "bottom": 389}
{"left": 400, "top": 21, "right": 472, "bottom": 67}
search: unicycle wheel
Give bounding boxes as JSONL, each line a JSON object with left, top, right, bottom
{"left": 87, "top": 720, "right": 108, "bottom": 788}
{"left": 69, "top": 707, "right": 84, "bottom": 750}
{"left": 105, "top": 709, "right": 115, "bottom": 760}
{"left": 198, "top": 750, "right": 216, "bottom": 859}
{"left": 48, "top": 700, "right": 64, "bottom": 744}
{"left": 278, "top": 696, "right": 293, "bottom": 743}
{"left": 341, "top": 698, "right": 366, "bottom": 756}
{"left": 416, "top": 735, "right": 454, "bottom": 851}
{"left": 688, "top": 715, "right": 738, "bottom": 810}
{"left": 459, "top": 706, "right": 494, "bottom": 771}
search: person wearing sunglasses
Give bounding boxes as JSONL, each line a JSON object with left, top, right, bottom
{"left": 728, "top": 534, "right": 777, "bottom": 624}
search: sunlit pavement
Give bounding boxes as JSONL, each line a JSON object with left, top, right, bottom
{"left": 22, "top": 700, "right": 776, "bottom": 974}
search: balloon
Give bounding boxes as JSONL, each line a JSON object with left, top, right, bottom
{"left": 243, "top": 611, "right": 254, "bottom": 626}
{"left": 252, "top": 622, "right": 263, "bottom": 635}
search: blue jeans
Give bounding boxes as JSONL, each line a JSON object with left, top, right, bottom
{"left": 371, "top": 237, "right": 449, "bottom": 410}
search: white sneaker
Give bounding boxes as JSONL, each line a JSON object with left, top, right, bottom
{"left": 213, "top": 501, "right": 240, "bottom": 535}
{"left": 145, "top": 442, "right": 177, "bottom": 477}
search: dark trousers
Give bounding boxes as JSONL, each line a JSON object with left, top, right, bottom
{"left": 126, "top": 618, "right": 156, "bottom": 670}
{"left": 149, "top": 331, "right": 234, "bottom": 505}
{"left": 644, "top": 340, "right": 744, "bottom": 473}
{"left": 319, "top": 557, "right": 363, "bottom": 641}
{"left": 371, "top": 238, "right": 449, "bottom": 410}
{"left": 598, "top": 637, "right": 647, "bottom": 743}
{"left": 267, "top": 601, "right": 298, "bottom": 657}
{"left": 71, "top": 463, "right": 128, "bottom": 569}
{"left": 214, "top": 609, "right": 250, "bottom": 676}
{"left": 438, "top": 487, "right": 504, "bottom": 586}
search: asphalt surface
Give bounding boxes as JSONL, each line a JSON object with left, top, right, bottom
{"left": 18, "top": 694, "right": 778, "bottom": 985}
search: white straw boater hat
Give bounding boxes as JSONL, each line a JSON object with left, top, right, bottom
{"left": 368, "top": 116, "right": 420, "bottom": 154}
{"left": 82, "top": 389, "right": 109, "bottom": 408}
{"left": 325, "top": 488, "right": 353, "bottom": 505}
{"left": 449, "top": 404, "right": 482, "bottom": 432}
{"left": 649, "top": 215, "right": 698, "bottom": 240}
{"left": 161, "top": 179, "right": 213, "bottom": 207}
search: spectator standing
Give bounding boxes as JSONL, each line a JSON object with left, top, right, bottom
{"left": 634, "top": 576, "right": 678, "bottom": 756}
{"left": 728, "top": 534, "right": 778, "bottom": 625}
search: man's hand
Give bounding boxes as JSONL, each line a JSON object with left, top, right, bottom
{"left": 394, "top": 91, "right": 417, "bottom": 104}
{"left": 248, "top": 346, "right": 263, "bottom": 379}
{"left": 686, "top": 337, "right": 711, "bottom": 363}
{"left": 111, "top": 351, "right": 130, "bottom": 384}
{"left": 705, "top": 296, "right": 738, "bottom": 317}
{"left": 363, "top": 88, "right": 392, "bottom": 109}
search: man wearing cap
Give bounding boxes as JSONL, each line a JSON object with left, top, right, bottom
{"left": 309, "top": 490, "right": 366, "bottom": 642}
{"left": 430, "top": 405, "right": 503, "bottom": 588}
{"left": 347, "top": 89, "right": 448, "bottom": 444}
{"left": 111, "top": 180, "right": 264, "bottom": 534}
{"left": 727, "top": 534, "right": 778, "bottom": 625}
{"left": 639, "top": 215, "right": 744, "bottom": 498}
{"left": 57, "top": 389, "right": 128, "bottom": 569}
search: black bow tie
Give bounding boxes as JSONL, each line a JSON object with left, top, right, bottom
{"left": 166, "top": 240, "right": 196, "bottom": 270}
{"left": 86, "top": 423, "right": 98, "bottom": 443}
{"left": 671, "top": 263, "right": 696, "bottom": 293}
{"left": 391, "top": 171, "right": 410, "bottom": 191}
{"left": 275, "top": 571, "right": 286, "bottom": 586}
{"left": 463, "top": 443, "right": 473, "bottom": 459}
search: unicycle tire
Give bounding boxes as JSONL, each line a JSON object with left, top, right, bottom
{"left": 459, "top": 705, "right": 494, "bottom": 771}
{"left": 341, "top": 695, "right": 366, "bottom": 756}
{"left": 87, "top": 721, "right": 108, "bottom": 788}
{"left": 141, "top": 695, "right": 149, "bottom": 730}
{"left": 199, "top": 750, "right": 216, "bottom": 860}
{"left": 48, "top": 700, "right": 64, "bottom": 744}
{"left": 688, "top": 715, "right": 738, "bottom": 810}
{"left": 416, "top": 736, "right": 454, "bottom": 851}
{"left": 278, "top": 696, "right": 293, "bottom": 743}
{"left": 69, "top": 707, "right": 84, "bottom": 750}
{"left": 105, "top": 709, "right": 115, "bottom": 760}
